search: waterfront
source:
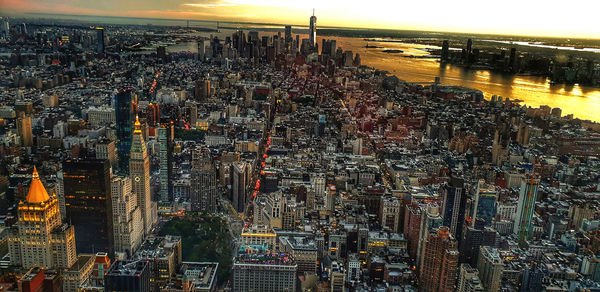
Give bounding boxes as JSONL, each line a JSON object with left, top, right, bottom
{"left": 170, "top": 28, "right": 600, "bottom": 122}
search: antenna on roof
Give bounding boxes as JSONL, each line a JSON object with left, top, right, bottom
{"left": 313, "top": 8, "right": 315, "bottom": 16}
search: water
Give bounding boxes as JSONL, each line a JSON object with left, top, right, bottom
{"left": 169, "top": 31, "right": 600, "bottom": 122}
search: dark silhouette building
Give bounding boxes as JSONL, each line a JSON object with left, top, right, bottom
{"left": 63, "top": 158, "right": 113, "bottom": 255}
{"left": 105, "top": 260, "right": 150, "bottom": 292}
{"left": 114, "top": 89, "right": 134, "bottom": 173}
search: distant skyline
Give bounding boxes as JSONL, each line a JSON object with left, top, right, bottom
{"left": 1, "top": 0, "right": 599, "bottom": 39}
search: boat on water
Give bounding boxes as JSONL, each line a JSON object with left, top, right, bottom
{"left": 382, "top": 49, "right": 404, "bottom": 54}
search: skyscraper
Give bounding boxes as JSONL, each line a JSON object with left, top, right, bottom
{"left": 477, "top": 246, "right": 503, "bottom": 292}
{"left": 63, "top": 158, "right": 113, "bottom": 255}
{"left": 115, "top": 89, "right": 134, "bottom": 173}
{"left": 513, "top": 176, "right": 540, "bottom": 241}
{"left": 309, "top": 10, "right": 317, "bottom": 49}
{"left": 17, "top": 114, "right": 33, "bottom": 147}
{"left": 472, "top": 179, "right": 498, "bottom": 228}
{"left": 111, "top": 176, "right": 144, "bottom": 258}
{"left": 232, "top": 161, "right": 249, "bottom": 213}
{"left": 190, "top": 148, "right": 217, "bottom": 213}
{"left": 441, "top": 40, "right": 449, "bottom": 62}
{"left": 158, "top": 124, "right": 173, "bottom": 203}
{"left": 441, "top": 176, "right": 467, "bottom": 240}
{"left": 8, "top": 167, "right": 77, "bottom": 269}
{"left": 284, "top": 25, "right": 292, "bottom": 49}
{"left": 419, "top": 226, "right": 459, "bottom": 292}
{"left": 130, "top": 116, "right": 155, "bottom": 235}
{"left": 96, "top": 27, "right": 105, "bottom": 54}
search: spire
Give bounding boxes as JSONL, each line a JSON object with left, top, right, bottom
{"left": 313, "top": 8, "right": 315, "bottom": 16}
{"left": 26, "top": 166, "right": 50, "bottom": 204}
{"left": 134, "top": 115, "right": 142, "bottom": 134}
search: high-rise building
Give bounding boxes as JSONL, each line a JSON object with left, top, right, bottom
{"left": 441, "top": 176, "right": 467, "bottom": 240}
{"left": 416, "top": 204, "right": 443, "bottom": 270}
{"left": 115, "top": 89, "right": 134, "bottom": 173}
{"left": 111, "top": 176, "right": 144, "bottom": 258}
{"left": 104, "top": 260, "right": 150, "bottom": 292}
{"left": 404, "top": 201, "right": 422, "bottom": 259}
{"left": 96, "top": 139, "right": 117, "bottom": 170}
{"left": 190, "top": 148, "right": 217, "bottom": 213}
{"left": 232, "top": 252, "right": 297, "bottom": 292}
{"left": 95, "top": 27, "right": 105, "bottom": 54}
{"left": 309, "top": 10, "right": 317, "bottom": 49}
{"left": 459, "top": 226, "right": 498, "bottom": 267}
{"left": 130, "top": 116, "right": 156, "bottom": 235}
{"left": 472, "top": 179, "right": 498, "bottom": 228}
{"left": 513, "top": 176, "right": 540, "bottom": 241}
{"left": 457, "top": 264, "right": 484, "bottom": 292}
{"left": 477, "top": 246, "right": 503, "bottom": 292}
{"left": 441, "top": 40, "right": 449, "bottom": 62}
{"left": 232, "top": 161, "right": 250, "bottom": 213}
{"left": 17, "top": 114, "right": 33, "bottom": 147}
{"left": 158, "top": 124, "right": 174, "bottom": 203}
{"left": 419, "top": 226, "right": 459, "bottom": 292}
{"left": 284, "top": 25, "right": 292, "bottom": 48}
{"left": 8, "top": 167, "right": 77, "bottom": 269}
{"left": 63, "top": 158, "right": 113, "bottom": 255}
{"left": 380, "top": 195, "right": 401, "bottom": 233}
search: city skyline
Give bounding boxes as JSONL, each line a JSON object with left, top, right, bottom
{"left": 1, "top": 0, "right": 600, "bottom": 39}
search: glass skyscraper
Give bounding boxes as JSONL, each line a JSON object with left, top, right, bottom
{"left": 63, "top": 158, "right": 113, "bottom": 255}
{"left": 115, "top": 89, "right": 134, "bottom": 173}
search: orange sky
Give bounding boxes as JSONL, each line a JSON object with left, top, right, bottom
{"left": 1, "top": 0, "right": 599, "bottom": 38}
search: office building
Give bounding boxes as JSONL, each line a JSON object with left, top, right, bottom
{"left": 63, "top": 158, "right": 113, "bottom": 255}
{"left": 231, "top": 161, "right": 250, "bottom": 213}
{"left": 419, "top": 226, "right": 459, "bottom": 292}
{"left": 309, "top": 10, "right": 317, "bottom": 49}
{"left": 105, "top": 260, "right": 150, "bottom": 292}
{"left": 8, "top": 167, "right": 77, "bottom": 269}
{"left": 130, "top": 116, "right": 156, "bottom": 235}
{"left": 190, "top": 148, "right": 217, "bottom": 213}
{"left": 95, "top": 27, "right": 104, "bottom": 53}
{"left": 232, "top": 252, "right": 297, "bottom": 292}
{"left": 441, "top": 40, "right": 449, "bottom": 62}
{"left": 477, "top": 246, "right": 503, "bottom": 292}
{"left": 441, "top": 176, "right": 467, "bottom": 240}
{"left": 179, "top": 262, "right": 219, "bottom": 292}
{"left": 96, "top": 139, "right": 118, "bottom": 170}
{"left": 17, "top": 115, "right": 33, "bottom": 147}
{"left": 459, "top": 226, "right": 498, "bottom": 267}
{"left": 513, "top": 176, "right": 540, "bottom": 241}
{"left": 416, "top": 204, "right": 443, "bottom": 270}
{"left": 158, "top": 124, "right": 174, "bottom": 202}
{"left": 380, "top": 195, "right": 401, "bottom": 233}
{"left": 472, "top": 180, "right": 498, "bottom": 228}
{"left": 111, "top": 176, "right": 144, "bottom": 258}
{"left": 457, "top": 264, "right": 484, "bottom": 292}
{"left": 115, "top": 89, "right": 134, "bottom": 173}
{"left": 134, "top": 235, "right": 182, "bottom": 291}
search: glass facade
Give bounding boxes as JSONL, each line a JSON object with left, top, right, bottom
{"left": 63, "top": 159, "right": 113, "bottom": 255}
{"left": 115, "top": 89, "right": 134, "bottom": 174}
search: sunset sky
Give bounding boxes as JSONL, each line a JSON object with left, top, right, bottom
{"left": 1, "top": 0, "right": 598, "bottom": 38}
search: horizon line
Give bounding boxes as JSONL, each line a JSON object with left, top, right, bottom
{"left": 4, "top": 11, "right": 600, "bottom": 41}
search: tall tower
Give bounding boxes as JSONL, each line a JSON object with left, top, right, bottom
{"left": 115, "top": 89, "right": 134, "bottom": 173}
{"left": 96, "top": 27, "right": 105, "bottom": 54}
{"left": 130, "top": 116, "right": 154, "bottom": 235}
{"left": 111, "top": 176, "right": 143, "bottom": 258}
{"left": 17, "top": 114, "right": 33, "bottom": 147}
{"left": 513, "top": 176, "right": 540, "bottom": 241}
{"left": 8, "top": 167, "right": 77, "bottom": 269}
{"left": 419, "top": 226, "right": 459, "bottom": 292}
{"left": 309, "top": 9, "right": 317, "bottom": 49}
{"left": 441, "top": 176, "right": 467, "bottom": 240}
{"left": 190, "top": 148, "right": 217, "bottom": 213}
{"left": 158, "top": 124, "right": 174, "bottom": 203}
{"left": 63, "top": 158, "right": 113, "bottom": 255}
{"left": 231, "top": 162, "right": 249, "bottom": 213}
{"left": 477, "top": 246, "right": 503, "bottom": 292}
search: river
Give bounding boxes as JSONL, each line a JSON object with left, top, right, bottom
{"left": 170, "top": 29, "right": 600, "bottom": 122}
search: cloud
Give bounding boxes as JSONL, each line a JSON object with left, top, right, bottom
{"left": 183, "top": 0, "right": 237, "bottom": 8}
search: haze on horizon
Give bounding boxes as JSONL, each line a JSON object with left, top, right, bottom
{"left": 0, "top": 0, "right": 598, "bottom": 39}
